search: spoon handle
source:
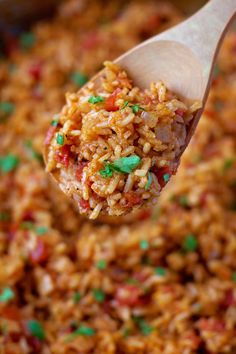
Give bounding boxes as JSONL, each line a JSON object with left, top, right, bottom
{"left": 154, "top": 0, "right": 236, "bottom": 96}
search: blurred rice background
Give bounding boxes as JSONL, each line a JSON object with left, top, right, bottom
{"left": 0, "top": 0, "right": 207, "bottom": 31}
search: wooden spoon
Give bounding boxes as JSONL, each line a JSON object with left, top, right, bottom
{"left": 44, "top": 0, "right": 236, "bottom": 215}
{"left": 114, "top": 0, "right": 236, "bottom": 157}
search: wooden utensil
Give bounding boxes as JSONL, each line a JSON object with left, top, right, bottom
{"left": 44, "top": 0, "right": 236, "bottom": 201}
{"left": 115, "top": 0, "right": 236, "bottom": 156}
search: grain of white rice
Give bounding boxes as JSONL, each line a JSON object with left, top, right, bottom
{"left": 119, "top": 112, "right": 135, "bottom": 126}
{"left": 124, "top": 173, "right": 134, "bottom": 193}
{"left": 107, "top": 175, "right": 120, "bottom": 194}
{"left": 89, "top": 203, "right": 103, "bottom": 219}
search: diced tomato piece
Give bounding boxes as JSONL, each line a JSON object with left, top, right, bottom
{"left": 81, "top": 32, "right": 100, "bottom": 50}
{"left": 124, "top": 192, "right": 142, "bottom": 208}
{"left": 175, "top": 109, "right": 185, "bottom": 117}
{"left": 29, "top": 239, "right": 48, "bottom": 265}
{"left": 79, "top": 198, "right": 90, "bottom": 211}
{"left": 115, "top": 284, "right": 142, "bottom": 307}
{"left": 104, "top": 88, "right": 121, "bottom": 112}
{"left": 105, "top": 95, "right": 119, "bottom": 112}
{"left": 76, "top": 161, "right": 88, "bottom": 181}
{"left": 151, "top": 166, "right": 172, "bottom": 188}
{"left": 133, "top": 271, "right": 149, "bottom": 282}
{"left": 197, "top": 318, "right": 225, "bottom": 332}
{"left": 142, "top": 96, "right": 153, "bottom": 105}
{"left": 28, "top": 61, "right": 42, "bottom": 81}
{"left": 54, "top": 145, "right": 71, "bottom": 168}
{"left": 4, "top": 36, "right": 19, "bottom": 56}
{"left": 1, "top": 305, "right": 21, "bottom": 321}
{"left": 26, "top": 336, "right": 42, "bottom": 352}
{"left": 222, "top": 289, "right": 235, "bottom": 308}
{"left": 44, "top": 126, "right": 56, "bottom": 145}
{"left": 22, "top": 211, "right": 35, "bottom": 222}
{"left": 138, "top": 208, "right": 151, "bottom": 221}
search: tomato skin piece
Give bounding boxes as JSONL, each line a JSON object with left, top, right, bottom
{"left": 76, "top": 161, "right": 88, "bottom": 182}
{"left": 105, "top": 95, "right": 119, "bottom": 111}
{"left": 29, "top": 239, "right": 48, "bottom": 265}
{"left": 1, "top": 305, "right": 21, "bottom": 321}
{"left": 151, "top": 166, "right": 172, "bottom": 188}
{"left": 79, "top": 198, "right": 90, "bottom": 211}
{"left": 115, "top": 284, "right": 142, "bottom": 306}
{"left": 54, "top": 145, "right": 71, "bottom": 168}
{"left": 44, "top": 126, "right": 56, "bottom": 145}
{"left": 28, "top": 61, "right": 42, "bottom": 81}
{"left": 105, "top": 88, "right": 121, "bottom": 112}
{"left": 124, "top": 192, "right": 142, "bottom": 208}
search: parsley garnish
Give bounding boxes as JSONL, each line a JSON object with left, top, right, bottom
{"left": 92, "top": 289, "right": 105, "bottom": 303}
{"left": 0, "top": 287, "right": 15, "bottom": 303}
{"left": 71, "top": 72, "right": 88, "bottom": 87}
{"left": 20, "top": 32, "right": 36, "bottom": 50}
{"left": 88, "top": 96, "right": 104, "bottom": 104}
{"left": 64, "top": 325, "right": 95, "bottom": 342}
{"left": 183, "top": 234, "right": 198, "bottom": 252}
{"left": 27, "top": 320, "right": 45, "bottom": 341}
{"left": 154, "top": 267, "right": 166, "bottom": 276}
{"left": 96, "top": 259, "right": 107, "bottom": 270}
{"left": 139, "top": 240, "right": 149, "bottom": 250}
{"left": 0, "top": 154, "right": 19, "bottom": 173}
{"left": 0, "top": 102, "right": 15, "bottom": 123}
{"left": 163, "top": 173, "right": 170, "bottom": 183}
{"left": 99, "top": 155, "right": 141, "bottom": 177}
{"left": 56, "top": 133, "right": 64, "bottom": 145}
{"left": 73, "top": 292, "right": 81, "bottom": 304}
{"left": 133, "top": 316, "right": 153, "bottom": 336}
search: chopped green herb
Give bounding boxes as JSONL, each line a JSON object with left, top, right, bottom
{"left": 20, "top": 32, "right": 36, "bottom": 50}
{"left": 27, "top": 320, "right": 45, "bottom": 341}
{"left": 64, "top": 325, "right": 95, "bottom": 342}
{"left": 145, "top": 172, "right": 152, "bottom": 190}
{"left": 132, "top": 104, "right": 140, "bottom": 113}
{"left": 56, "top": 133, "right": 64, "bottom": 145}
{"left": 0, "top": 287, "right": 15, "bottom": 303}
{"left": 35, "top": 226, "right": 48, "bottom": 235}
{"left": 183, "top": 234, "right": 198, "bottom": 252}
{"left": 96, "top": 259, "right": 107, "bottom": 270}
{"left": 0, "top": 212, "right": 10, "bottom": 222}
{"left": 232, "top": 272, "right": 236, "bottom": 282}
{"left": 139, "top": 240, "right": 149, "bottom": 250}
{"left": 154, "top": 267, "right": 166, "bottom": 276}
{"left": 133, "top": 316, "right": 153, "bottom": 336}
{"left": 0, "top": 154, "right": 19, "bottom": 173}
{"left": 223, "top": 158, "right": 234, "bottom": 170}
{"left": 112, "top": 155, "right": 141, "bottom": 173}
{"left": 99, "top": 155, "right": 141, "bottom": 177}
{"left": 71, "top": 72, "right": 88, "bottom": 87}
{"left": 92, "top": 289, "right": 105, "bottom": 303}
{"left": 122, "top": 328, "right": 131, "bottom": 337}
{"left": 121, "top": 100, "right": 129, "bottom": 109}
{"left": 51, "top": 120, "right": 58, "bottom": 127}
{"left": 99, "top": 163, "right": 113, "bottom": 178}
{"left": 0, "top": 102, "right": 15, "bottom": 122}
{"left": 88, "top": 96, "right": 104, "bottom": 104}
{"left": 179, "top": 195, "right": 189, "bottom": 208}
{"left": 73, "top": 292, "right": 81, "bottom": 304}
{"left": 163, "top": 173, "right": 170, "bottom": 183}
